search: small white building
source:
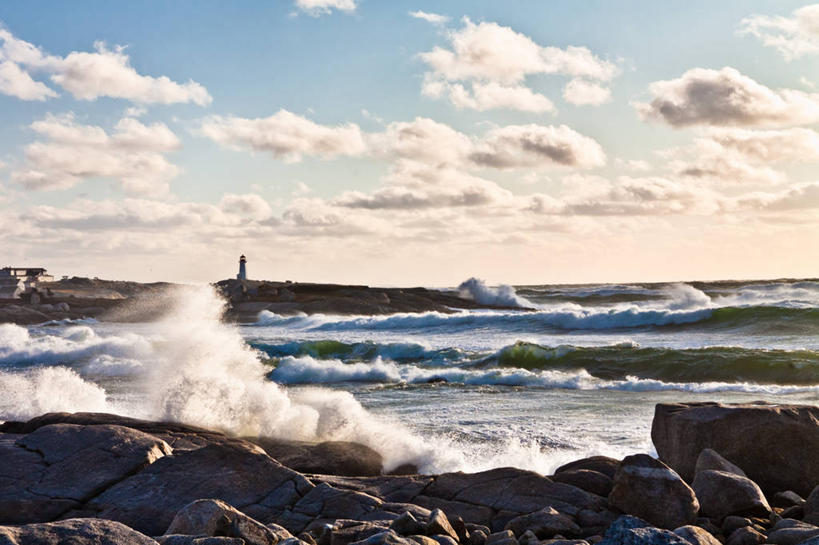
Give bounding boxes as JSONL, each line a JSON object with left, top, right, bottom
{"left": 0, "top": 267, "right": 54, "bottom": 299}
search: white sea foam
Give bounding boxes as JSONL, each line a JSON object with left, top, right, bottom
{"left": 267, "top": 354, "right": 819, "bottom": 395}
{"left": 0, "top": 367, "right": 110, "bottom": 421}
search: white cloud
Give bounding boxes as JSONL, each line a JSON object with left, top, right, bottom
{"left": 734, "top": 182, "right": 819, "bottom": 211}
{"left": 409, "top": 11, "right": 449, "bottom": 25}
{"left": 420, "top": 18, "right": 617, "bottom": 111}
{"left": 295, "top": 0, "right": 356, "bottom": 16}
{"left": 637, "top": 67, "right": 819, "bottom": 127}
{"left": 423, "top": 79, "right": 555, "bottom": 113}
{"left": 666, "top": 127, "right": 819, "bottom": 184}
{"left": 470, "top": 124, "right": 606, "bottom": 169}
{"left": 13, "top": 113, "right": 181, "bottom": 194}
{"left": 0, "top": 60, "right": 57, "bottom": 100}
{"left": 0, "top": 27, "right": 210, "bottom": 105}
{"left": 334, "top": 160, "right": 515, "bottom": 210}
{"left": 124, "top": 106, "right": 148, "bottom": 117}
{"left": 739, "top": 4, "right": 819, "bottom": 60}
{"left": 615, "top": 159, "right": 652, "bottom": 172}
{"left": 200, "top": 110, "right": 368, "bottom": 162}
{"left": 563, "top": 78, "right": 611, "bottom": 106}
{"left": 370, "top": 117, "right": 473, "bottom": 165}
{"left": 219, "top": 193, "right": 273, "bottom": 220}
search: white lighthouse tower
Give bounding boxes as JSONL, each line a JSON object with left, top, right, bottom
{"left": 237, "top": 254, "right": 247, "bottom": 280}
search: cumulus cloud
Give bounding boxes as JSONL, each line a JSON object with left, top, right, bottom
{"left": 734, "top": 182, "right": 819, "bottom": 211}
{"left": 13, "top": 113, "right": 181, "bottom": 194}
{"left": 409, "top": 11, "right": 449, "bottom": 25}
{"left": 637, "top": 67, "right": 819, "bottom": 127}
{"left": 0, "top": 60, "right": 57, "bottom": 100}
{"left": 200, "top": 110, "right": 368, "bottom": 161}
{"left": 334, "top": 160, "right": 515, "bottom": 210}
{"left": 420, "top": 18, "right": 617, "bottom": 111}
{"left": 422, "top": 79, "right": 555, "bottom": 113}
{"left": 470, "top": 124, "right": 606, "bottom": 169}
{"left": 563, "top": 78, "right": 611, "bottom": 106}
{"left": 739, "top": 4, "right": 819, "bottom": 60}
{"left": 219, "top": 193, "right": 273, "bottom": 220}
{"left": 666, "top": 127, "right": 819, "bottom": 184}
{"left": 295, "top": 0, "right": 356, "bottom": 16}
{"left": 0, "top": 26, "right": 210, "bottom": 105}
{"left": 369, "top": 117, "right": 473, "bottom": 165}
{"left": 202, "top": 111, "right": 606, "bottom": 172}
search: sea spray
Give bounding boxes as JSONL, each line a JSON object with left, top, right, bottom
{"left": 458, "top": 277, "right": 532, "bottom": 307}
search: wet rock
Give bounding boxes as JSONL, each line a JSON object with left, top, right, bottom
{"left": 551, "top": 470, "right": 613, "bottom": 497}
{"left": 517, "top": 530, "right": 538, "bottom": 545}
{"left": 328, "top": 521, "right": 389, "bottom": 545}
{"left": 555, "top": 457, "right": 620, "bottom": 480}
{"left": 772, "top": 491, "right": 805, "bottom": 508}
{"left": 350, "top": 530, "right": 417, "bottom": 545}
{"left": 608, "top": 455, "right": 699, "bottom": 529}
{"left": 430, "top": 535, "right": 458, "bottom": 545}
{"left": 158, "top": 537, "right": 245, "bottom": 545}
{"left": 672, "top": 525, "right": 720, "bottom": 545}
{"left": 598, "top": 516, "right": 690, "bottom": 545}
{"left": 390, "top": 512, "right": 424, "bottom": 536}
{"left": 426, "top": 509, "right": 459, "bottom": 542}
{"left": 504, "top": 507, "right": 579, "bottom": 539}
{"left": 485, "top": 530, "right": 518, "bottom": 545}
{"left": 652, "top": 402, "right": 819, "bottom": 496}
{"left": 692, "top": 470, "right": 770, "bottom": 520}
{"left": 409, "top": 537, "right": 440, "bottom": 545}
{"left": 722, "top": 516, "right": 752, "bottom": 535}
{"left": 804, "top": 485, "right": 819, "bottom": 524}
{"left": 0, "top": 518, "right": 158, "bottom": 545}
{"left": 724, "top": 526, "right": 765, "bottom": 545}
{"left": 250, "top": 438, "right": 384, "bottom": 477}
{"left": 765, "top": 521, "right": 819, "bottom": 545}
{"left": 165, "top": 498, "right": 293, "bottom": 545}
{"left": 0, "top": 423, "right": 172, "bottom": 525}
{"left": 694, "top": 449, "right": 746, "bottom": 478}
{"left": 86, "top": 441, "right": 313, "bottom": 536}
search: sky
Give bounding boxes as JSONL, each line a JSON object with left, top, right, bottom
{"left": 0, "top": 0, "right": 818, "bottom": 285}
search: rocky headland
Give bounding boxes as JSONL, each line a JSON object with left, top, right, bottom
{"left": 3, "top": 402, "right": 819, "bottom": 544}
{"left": 0, "top": 277, "right": 529, "bottom": 325}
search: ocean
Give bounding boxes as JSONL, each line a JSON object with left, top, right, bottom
{"left": 1, "top": 278, "right": 817, "bottom": 475}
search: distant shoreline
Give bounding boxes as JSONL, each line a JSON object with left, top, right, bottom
{"left": 0, "top": 276, "right": 530, "bottom": 325}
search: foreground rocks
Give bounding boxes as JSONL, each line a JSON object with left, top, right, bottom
{"left": 4, "top": 404, "right": 819, "bottom": 545}
{"left": 652, "top": 402, "right": 819, "bottom": 496}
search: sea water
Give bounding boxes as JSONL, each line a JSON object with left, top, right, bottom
{"left": 1, "top": 278, "right": 817, "bottom": 474}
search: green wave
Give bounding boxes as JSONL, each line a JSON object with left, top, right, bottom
{"left": 488, "top": 341, "right": 819, "bottom": 384}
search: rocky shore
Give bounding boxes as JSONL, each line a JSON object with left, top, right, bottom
{"left": 0, "top": 277, "right": 527, "bottom": 325}
{"left": 3, "top": 402, "right": 819, "bottom": 545}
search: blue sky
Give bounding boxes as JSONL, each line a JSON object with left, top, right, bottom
{"left": 0, "top": 1, "right": 817, "bottom": 284}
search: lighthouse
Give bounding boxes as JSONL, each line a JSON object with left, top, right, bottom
{"left": 237, "top": 255, "right": 247, "bottom": 280}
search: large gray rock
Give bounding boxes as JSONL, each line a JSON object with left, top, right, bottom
{"left": 166, "top": 499, "right": 293, "bottom": 545}
{"left": 599, "top": 516, "right": 690, "bottom": 545}
{"left": 0, "top": 518, "right": 158, "bottom": 545}
{"left": 551, "top": 470, "right": 613, "bottom": 497}
{"left": 608, "top": 455, "right": 699, "bottom": 530}
{"left": 725, "top": 526, "right": 765, "bottom": 545}
{"left": 249, "top": 438, "right": 384, "bottom": 477}
{"left": 765, "top": 521, "right": 819, "bottom": 545}
{"left": 692, "top": 470, "right": 770, "bottom": 520}
{"left": 504, "top": 507, "right": 579, "bottom": 539}
{"left": 426, "top": 509, "right": 458, "bottom": 542}
{"left": 85, "top": 441, "right": 313, "bottom": 536}
{"left": 652, "top": 402, "right": 819, "bottom": 496}
{"left": 672, "top": 525, "right": 720, "bottom": 545}
{"left": 694, "top": 449, "right": 746, "bottom": 478}
{"left": 555, "top": 457, "right": 620, "bottom": 479}
{"left": 0, "top": 424, "right": 171, "bottom": 524}
{"left": 804, "top": 485, "right": 819, "bottom": 524}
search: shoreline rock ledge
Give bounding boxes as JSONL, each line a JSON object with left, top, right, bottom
{"left": 652, "top": 401, "right": 819, "bottom": 497}
{"left": 4, "top": 404, "right": 819, "bottom": 544}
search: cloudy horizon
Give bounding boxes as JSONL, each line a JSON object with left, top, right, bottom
{"left": 1, "top": 1, "right": 817, "bottom": 286}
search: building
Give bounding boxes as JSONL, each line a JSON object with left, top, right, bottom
{"left": 237, "top": 255, "right": 247, "bottom": 280}
{"left": 0, "top": 267, "right": 54, "bottom": 299}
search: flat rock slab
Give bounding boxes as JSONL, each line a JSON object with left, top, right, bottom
{"left": 652, "top": 402, "right": 819, "bottom": 496}
{"left": 86, "top": 442, "right": 314, "bottom": 536}
{"left": 0, "top": 518, "right": 158, "bottom": 545}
